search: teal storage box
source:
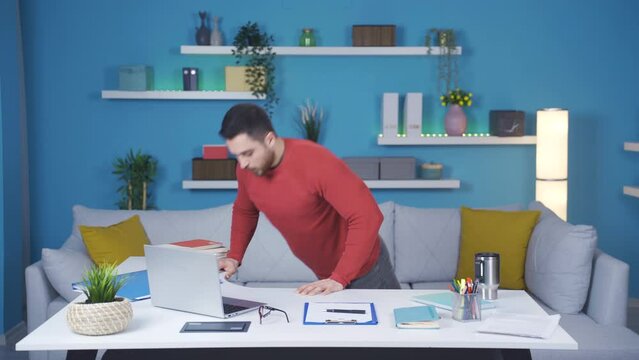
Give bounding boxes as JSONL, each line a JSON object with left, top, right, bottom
{"left": 118, "top": 65, "right": 154, "bottom": 91}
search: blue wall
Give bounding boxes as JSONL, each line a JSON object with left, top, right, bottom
{"left": 0, "top": 73, "right": 5, "bottom": 335}
{"left": 1, "top": 0, "right": 25, "bottom": 334}
{"left": 18, "top": 0, "right": 639, "bottom": 298}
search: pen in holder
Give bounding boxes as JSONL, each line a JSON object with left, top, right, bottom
{"left": 452, "top": 292, "right": 481, "bottom": 322}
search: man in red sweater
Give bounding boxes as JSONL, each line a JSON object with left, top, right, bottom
{"left": 217, "top": 104, "right": 400, "bottom": 295}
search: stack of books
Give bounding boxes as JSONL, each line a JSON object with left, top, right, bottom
{"left": 166, "top": 239, "right": 229, "bottom": 257}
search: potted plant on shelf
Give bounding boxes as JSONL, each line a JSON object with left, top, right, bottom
{"left": 440, "top": 88, "right": 473, "bottom": 136}
{"left": 425, "top": 28, "right": 459, "bottom": 95}
{"left": 113, "top": 149, "right": 158, "bottom": 210}
{"left": 232, "top": 21, "right": 278, "bottom": 116}
{"left": 296, "top": 99, "right": 324, "bottom": 143}
{"left": 66, "top": 263, "right": 133, "bottom": 336}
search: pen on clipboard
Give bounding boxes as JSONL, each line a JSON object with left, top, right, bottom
{"left": 325, "top": 309, "right": 366, "bottom": 314}
{"left": 325, "top": 319, "right": 357, "bottom": 324}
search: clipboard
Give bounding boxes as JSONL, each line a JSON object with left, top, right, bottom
{"left": 303, "top": 302, "right": 378, "bottom": 325}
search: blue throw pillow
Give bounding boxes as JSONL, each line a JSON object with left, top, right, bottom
{"left": 525, "top": 201, "right": 597, "bottom": 314}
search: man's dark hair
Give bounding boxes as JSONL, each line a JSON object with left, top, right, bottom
{"left": 219, "top": 103, "right": 275, "bottom": 140}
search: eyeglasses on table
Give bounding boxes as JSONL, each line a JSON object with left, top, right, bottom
{"left": 258, "top": 305, "right": 290, "bottom": 324}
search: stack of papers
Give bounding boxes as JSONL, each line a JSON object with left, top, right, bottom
{"left": 477, "top": 313, "right": 561, "bottom": 339}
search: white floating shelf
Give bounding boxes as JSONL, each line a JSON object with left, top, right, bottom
{"left": 101, "top": 90, "right": 263, "bottom": 100}
{"left": 624, "top": 142, "right": 639, "bottom": 152}
{"left": 377, "top": 135, "right": 537, "bottom": 146}
{"left": 624, "top": 186, "right": 639, "bottom": 198}
{"left": 180, "top": 45, "right": 462, "bottom": 56}
{"left": 363, "top": 180, "right": 460, "bottom": 189}
{"left": 182, "top": 179, "right": 460, "bottom": 190}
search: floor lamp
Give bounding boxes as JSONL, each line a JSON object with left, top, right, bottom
{"left": 536, "top": 108, "right": 569, "bottom": 220}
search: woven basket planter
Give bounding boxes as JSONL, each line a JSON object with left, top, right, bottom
{"left": 66, "top": 298, "right": 133, "bottom": 336}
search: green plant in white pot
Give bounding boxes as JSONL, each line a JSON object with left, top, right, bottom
{"left": 66, "top": 263, "right": 133, "bottom": 336}
{"left": 296, "top": 99, "right": 324, "bottom": 143}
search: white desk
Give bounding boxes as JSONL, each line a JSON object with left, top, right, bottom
{"left": 17, "top": 283, "right": 576, "bottom": 352}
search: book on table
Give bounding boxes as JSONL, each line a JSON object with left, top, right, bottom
{"left": 169, "top": 239, "right": 224, "bottom": 250}
{"left": 393, "top": 305, "right": 440, "bottom": 329}
{"left": 164, "top": 239, "right": 228, "bottom": 256}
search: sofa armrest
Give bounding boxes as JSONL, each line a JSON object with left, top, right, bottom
{"left": 584, "top": 249, "right": 629, "bottom": 326}
{"left": 25, "top": 261, "right": 58, "bottom": 333}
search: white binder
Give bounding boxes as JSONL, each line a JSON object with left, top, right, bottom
{"left": 381, "top": 93, "right": 399, "bottom": 138}
{"left": 403, "top": 92, "right": 423, "bottom": 138}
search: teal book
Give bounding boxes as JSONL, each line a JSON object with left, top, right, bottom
{"left": 393, "top": 305, "right": 440, "bottom": 329}
{"left": 412, "top": 292, "right": 496, "bottom": 311}
{"left": 72, "top": 270, "right": 150, "bottom": 302}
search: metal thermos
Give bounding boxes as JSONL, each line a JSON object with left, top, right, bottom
{"left": 474, "top": 252, "right": 500, "bottom": 300}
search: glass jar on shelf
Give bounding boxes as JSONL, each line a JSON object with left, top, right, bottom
{"left": 299, "top": 28, "right": 316, "bottom": 47}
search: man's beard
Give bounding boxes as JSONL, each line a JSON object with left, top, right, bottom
{"left": 249, "top": 150, "right": 275, "bottom": 177}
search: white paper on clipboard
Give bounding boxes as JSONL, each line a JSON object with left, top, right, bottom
{"left": 304, "top": 302, "right": 376, "bottom": 324}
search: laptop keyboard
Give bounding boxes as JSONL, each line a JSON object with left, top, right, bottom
{"left": 223, "top": 303, "right": 248, "bottom": 314}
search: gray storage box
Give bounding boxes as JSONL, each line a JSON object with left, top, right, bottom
{"left": 343, "top": 157, "right": 380, "bottom": 180}
{"left": 380, "top": 157, "right": 416, "bottom": 180}
{"left": 119, "top": 65, "right": 154, "bottom": 91}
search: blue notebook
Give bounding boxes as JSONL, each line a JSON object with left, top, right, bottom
{"left": 72, "top": 270, "right": 150, "bottom": 301}
{"left": 412, "top": 292, "right": 496, "bottom": 311}
{"left": 393, "top": 305, "right": 440, "bottom": 329}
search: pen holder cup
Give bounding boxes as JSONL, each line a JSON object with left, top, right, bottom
{"left": 452, "top": 292, "right": 481, "bottom": 322}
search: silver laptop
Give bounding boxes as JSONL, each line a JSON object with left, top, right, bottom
{"left": 144, "top": 244, "right": 265, "bottom": 318}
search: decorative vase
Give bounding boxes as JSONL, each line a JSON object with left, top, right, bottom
{"left": 66, "top": 298, "right": 133, "bottom": 336}
{"left": 444, "top": 105, "right": 467, "bottom": 136}
{"left": 210, "top": 16, "right": 223, "bottom": 46}
{"left": 299, "top": 28, "right": 316, "bottom": 47}
{"left": 195, "top": 11, "right": 210, "bottom": 45}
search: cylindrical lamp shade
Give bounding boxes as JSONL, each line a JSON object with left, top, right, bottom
{"left": 536, "top": 108, "right": 569, "bottom": 220}
{"left": 536, "top": 109, "right": 569, "bottom": 179}
{"left": 535, "top": 180, "right": 567, "bottom": 220}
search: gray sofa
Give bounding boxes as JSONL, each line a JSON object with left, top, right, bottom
{"left": 25, "top": 202, "right": 639, "bottom": 360}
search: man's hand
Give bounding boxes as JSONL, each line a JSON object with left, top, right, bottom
{"left": 296, "top": 278, "right": 344, "bottom": 296}
{"left": 218, "top": 257, "right": 239, "bottom": 280}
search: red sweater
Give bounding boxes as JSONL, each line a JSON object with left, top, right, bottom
{"left": 227, "top": 139, "right": 383, "bottom": 286}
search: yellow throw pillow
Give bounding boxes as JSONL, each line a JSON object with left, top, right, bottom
{"left": 456, "top": 207, "right": 540, "bottom": 289}
{"left": 80, "top": 215, "right": 150, "bottom": 265}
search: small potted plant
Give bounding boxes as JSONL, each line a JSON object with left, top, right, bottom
{"left": 440, "top": 88, "right": 473, "bottom": 136}
{"left": 113, "top": 149, "right": 158, "bottom": 210}
{"left": 232, "top": 22, "right": 278, "bottom": 116}
{"left": 296, "top": 99, "right": 324, "bottom": 143}
{"left": 66, "top": 263, "right": 133, "bottom": 336}
{"left": 425, "top": 28, "right": 459, "bottom": 96}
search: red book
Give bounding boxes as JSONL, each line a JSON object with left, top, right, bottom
{"left": 203, "top": 145, "right": 228, "bottom": 159}
{"left": 170, "top": 239, "right": 223, "bottom": 250}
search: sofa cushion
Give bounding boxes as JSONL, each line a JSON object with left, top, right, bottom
{"left": 410, "top": 282, "right": 451, "bottom": 290}
{"left": 456, "top": 207, "right": 540, "bottom": 289}
{"left": 531, "top": 313, "right": 639, "bottom": 360}
{"left": 235, "top": 214, "right": 318, "bottom": 283}
{"left": 41, "top": 248, "right": 94, "bottom": 302}
{"left": 525, "top": 201, "right": 597, "bottom": 314}
{"left": 244, "top": 281, "right": 307, "bottom": 288}
{"left": 80, "top": 215, "right": 149, "bottom": 265}
{"left": 63, "top": 204, "right": 233, "bottom": 252}
{"left": 394, "top": 205, "right": 461, "bottom": 283}
{"left": 378, "top": 201, "right": 395, "bottom": 267}
{"left": 235, "top": 202, "right": 395, "bottom": 284}
{"left": 47, "top": 295, "right": 71, "bottom": 318}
